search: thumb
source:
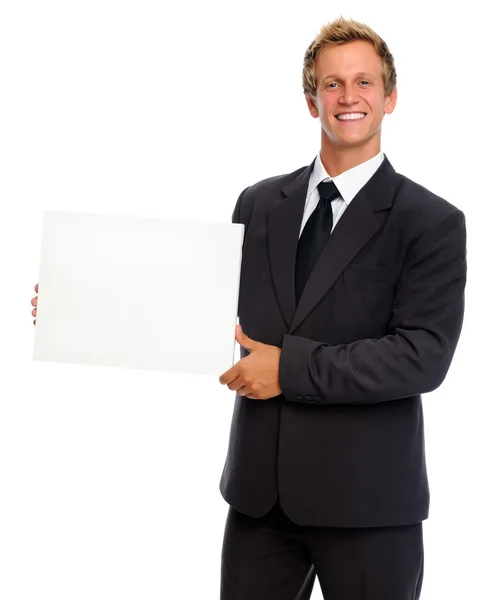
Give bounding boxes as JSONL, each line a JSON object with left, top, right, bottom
{"left": 235, "top": 324, "right": 257, "bottom": 351}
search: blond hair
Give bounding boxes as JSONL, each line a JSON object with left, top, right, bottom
{"left": 302, "top": 17, "right": 397, "bottom": 97}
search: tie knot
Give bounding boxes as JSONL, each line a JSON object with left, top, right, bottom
{"left": 317, "top": 180, "right": 340, "bottom": 205}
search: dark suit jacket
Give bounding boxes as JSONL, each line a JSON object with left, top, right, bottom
{"left": 219, "top": 156, "right": 467, "bottom": 528}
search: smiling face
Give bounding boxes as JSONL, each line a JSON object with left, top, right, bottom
{"left": 306, "top": 40, "right": 397, "bottom": 160}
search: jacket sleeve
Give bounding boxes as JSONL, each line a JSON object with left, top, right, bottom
{"left": 279, "top": 209, "right": 467, "bottom": 405}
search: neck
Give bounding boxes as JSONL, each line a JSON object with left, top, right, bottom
{"left": 319, "top": 135, "right": 381, "bottom": 177}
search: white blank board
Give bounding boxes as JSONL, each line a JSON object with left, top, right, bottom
{"left": 33, "top": 210, "right": 244, "bottom": 376}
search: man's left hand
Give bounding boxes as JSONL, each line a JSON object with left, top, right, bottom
{"left": 219, "top": 325, "right": 282, "bottom": 400}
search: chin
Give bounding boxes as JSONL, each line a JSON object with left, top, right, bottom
{"left": 333, "top": 136, "right": 369, "bottom": 148}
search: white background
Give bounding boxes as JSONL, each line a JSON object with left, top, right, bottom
{"left": 0, "top": 1, "right": 488, "bottom": 598}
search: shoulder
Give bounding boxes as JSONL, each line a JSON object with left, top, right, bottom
{"left": 243, "top": 165, "right": 307, "bottom": 202}
{"left": 390, "top": 173, "right": 466, "bottom": 244}
{"left": 394, "top": 173, "right": 465, "bottom": 233}
{"left": 232, "top": 165, "right": 308, "bottom": 224}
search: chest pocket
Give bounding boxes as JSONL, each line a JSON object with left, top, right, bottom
{"left": 344, "top": 263, "right": 398, "bottom": 283}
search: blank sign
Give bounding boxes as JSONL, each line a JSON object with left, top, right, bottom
{"left": 33, "top": 210, "right": 244, "bottom": 376}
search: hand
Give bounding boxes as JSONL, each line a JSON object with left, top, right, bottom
{"left": 219, "top": 325, "right": 282, "bottom": 400}
{"left": 31, "top": 283, "right": 38, "bottom": 325}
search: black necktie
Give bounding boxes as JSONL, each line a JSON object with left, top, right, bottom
{"left": 295, "top": 180, "right": 340, "bottom": 302}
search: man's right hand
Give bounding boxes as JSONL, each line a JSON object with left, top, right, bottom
{"left": 31, "top": 283, "right": 38, "bottom": 325}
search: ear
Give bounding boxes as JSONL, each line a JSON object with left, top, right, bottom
{"left": 384, "top": 85, "right": 397, "bottom": 115}
{"left": 305, "top": 92, "right": 319, "bottom": 118}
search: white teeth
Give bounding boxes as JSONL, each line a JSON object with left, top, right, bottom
{"left": 337, "top": 113, "right": 366, "bottom": 120}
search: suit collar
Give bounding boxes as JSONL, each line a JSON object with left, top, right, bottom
{"left": 284, "top": 155, "right": 398, "bottom": 210}
{"left": 307, "top": 151, "right": 385, "bottom": 206}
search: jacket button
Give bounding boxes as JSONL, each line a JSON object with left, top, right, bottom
{"left": 305, "top": 395, "right": 313, "bottom": 402}
{"left": 296, "top": 395, "right": 303, "bottom": 401}
{"left": 314, "top": 396, "right": 321, "bottom": 402}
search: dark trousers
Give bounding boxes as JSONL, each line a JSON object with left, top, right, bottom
{"left": 221, "top": 499, "right": 424, "bottom": 600}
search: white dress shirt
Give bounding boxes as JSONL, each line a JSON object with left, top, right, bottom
{"left": 299, "top": 151, "right": 385, "bottom": 238}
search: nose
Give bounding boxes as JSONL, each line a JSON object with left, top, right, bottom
{"left": 339, "top": 82, "right": 357, "bottom": 105}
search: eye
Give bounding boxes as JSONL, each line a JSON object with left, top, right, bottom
{"left": 359, "top": 80, "right": 370, "bottom": 85}
{"left": 327, "top": 82, "right": 339, "bottom": 89}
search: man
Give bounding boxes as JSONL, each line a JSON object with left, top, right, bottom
{"left": 217, "top": 16, "right": 466, "bottom": 600}
{"left": 31, "top": 17, "right": 466, "bottom": 600}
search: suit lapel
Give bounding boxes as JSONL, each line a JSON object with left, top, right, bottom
{"left": 290, "top": 186, "right": 379, "bottom": 333}
{"left": 268, "top": 156, "right": 401, "bottom": 334}
{"left": 268, "top": 161, "right": 314, "bottom": 329}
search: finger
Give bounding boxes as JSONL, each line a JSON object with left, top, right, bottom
{"left": 31, "top": 297, "right": 37, "bottom": 307}
{"left": 33, "top": 319, "right": 36, "bottom": 326}
{"left": 219, "top": 367, "right": 238, "bottom": 385}
{"left": 227, "top": 376, "right": 245, "bottom": 392}
{"left": 235, "top": 328, "right": 256, "bottom": 352}
{"left": 32, "top": 308, "right": 37, "bottom": 317}
{"left": 35, "top": 283, "right": 38, "bottom": 293}
{"left": 236, "top": 386, "right": 259, "bottom": 399}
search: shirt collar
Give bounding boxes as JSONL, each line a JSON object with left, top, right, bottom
{"left": 307, "top": 151, "right": 385, "bottom": 205}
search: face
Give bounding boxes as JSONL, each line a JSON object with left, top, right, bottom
{"left": 306, "top": 40, "right": 397, "bottom": 154}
